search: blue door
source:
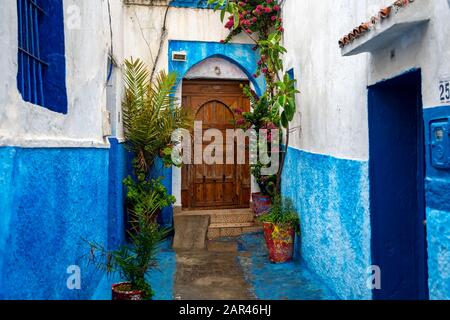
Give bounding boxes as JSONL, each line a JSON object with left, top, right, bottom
{"left": 368, "top": 69, "right": 429, "bottom": 300}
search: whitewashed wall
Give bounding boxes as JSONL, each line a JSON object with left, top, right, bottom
{"left": 282, "top": 0, "right": 371, "bottom": 160}
{"left": 282, "top": 0, "right": 450, "bottom": 161}
{"left": 0, "top": 0, "right": 125, "bottom": 148}
{"left": 123, "top": 5, "right": 252, "bottom": 76}
{"left": 369, "top": 0, "right": 450, "bottom": 107}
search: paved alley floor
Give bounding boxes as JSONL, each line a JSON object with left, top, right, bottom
{"left": 147, "top": 232, "right": 337, "bottom": 300}
{"left": 173, "top": 250, "right": 254, "bottom": 300}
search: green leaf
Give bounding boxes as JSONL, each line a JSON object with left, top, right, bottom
{"left": 233, "top": 10, "right": 239, "bottom": 29}
{"left": 278, "top": 95, "right": 286, "bottom": 107}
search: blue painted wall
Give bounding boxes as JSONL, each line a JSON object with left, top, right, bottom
{"left": 170, "top": 0, "right": 210, "bottom": 8}
{"left": 0, "top": 144, "right": 127, "bottom": 299}
{"left": 169, "top": 40, "right": 264, "bottom": 95}
{"left": 108, "top": 138, "right": 127, "bottom": 249}
{"left": 281, "top": 147, "right": 372, "bottom": 300}
{"left": 424, "top": 105, "right": 450, "bottom": 300}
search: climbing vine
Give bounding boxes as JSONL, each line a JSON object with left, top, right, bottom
{"left": 208, "top": 0, "right": 298, "bottom": 196}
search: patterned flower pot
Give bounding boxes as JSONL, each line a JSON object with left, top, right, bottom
{"left": 112, "top": 282, "right": 144, "bottom": 300}
{"left": 262, "top": 222, "right": 295, "bottom": 263}
{"left": 251, "top": 193, "right": 272, "bottom": 216}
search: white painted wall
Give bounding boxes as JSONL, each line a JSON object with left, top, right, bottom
{"left": 369, "top": 0, "right": 450, "bottom": 108}
{"left": 282, "top": 0, "right": 450, "bottom": 161}
{"left": 123, "top": 4, "right": 252, "bottom": 75}
{"left": 0, "top": 0, "right": 125, "bottom": 148}
{"left": 282, "top": 0, "right": 371, "bottom": 160}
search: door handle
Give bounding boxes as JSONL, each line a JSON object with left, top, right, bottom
{"left": 223, "top": 174, "right": 226, "bottom": 182}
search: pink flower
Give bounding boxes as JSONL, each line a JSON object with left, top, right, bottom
{"left": 273, "top": 5, "right": 280, "bottom": 11}
{"left": 225, "top": 21, "right": 233, "bottom": 29}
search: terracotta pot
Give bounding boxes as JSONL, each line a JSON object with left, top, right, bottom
{"left": 262, "top": 222, "right": 295, "bottom": 263}
{"left": 251, "top": 193, "right": 272, "bottom": 216}
{"left": 112, "top": 282, "right": 144, "bottom": 301}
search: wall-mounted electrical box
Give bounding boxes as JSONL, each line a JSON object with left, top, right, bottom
{"left": 430, "top": 117, "right": 450, "bottom": 169}
{"left": 172, "top": 51, "right": 187, "bottom": 62}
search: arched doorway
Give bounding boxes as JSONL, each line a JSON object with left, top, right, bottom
{"left": 181, "top": 79, "right": 251, "bottom": 209}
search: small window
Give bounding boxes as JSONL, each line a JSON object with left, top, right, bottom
{"left": 17, "top": 0, "right": 68, "bottom": 114}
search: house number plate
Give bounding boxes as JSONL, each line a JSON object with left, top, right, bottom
{"left": 439, "top": 77, "right": 450, "bottom": 104}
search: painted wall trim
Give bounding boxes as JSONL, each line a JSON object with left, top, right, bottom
{"left": 168, "top": 40, "right": 264, "bottom": 96}
{"left": 0, "top": 138, "right": 111, "bottom": 149}
{"left": 285, "top": 144, "right": 369, "bottom": 162}
{"left": 170, "top": 0, "right": 210, "bottom": 9}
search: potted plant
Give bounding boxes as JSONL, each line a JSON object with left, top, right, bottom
{"left": 258, "top": 196, "right": 300, "bottom": 263}
{"left": 89, "top": 190, "right": 170, "bottom": 300}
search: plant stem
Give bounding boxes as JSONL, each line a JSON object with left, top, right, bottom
{"left": 276, "top": 123, "right": 289, "bottom": 194}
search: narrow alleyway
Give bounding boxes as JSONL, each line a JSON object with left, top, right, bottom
{"left": 145, "top": 232, "right": 337, "bottom": 300}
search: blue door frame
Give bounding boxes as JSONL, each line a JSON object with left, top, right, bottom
{"left": 368, "top": 69, "right": 429, "bottom": 300}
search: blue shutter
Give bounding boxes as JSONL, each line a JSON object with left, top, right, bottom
{"left": 17, "top": 0, "right": 68, "bottom": 114}
{"left": 17, "top": 0, "right": 46, "bottom": 107}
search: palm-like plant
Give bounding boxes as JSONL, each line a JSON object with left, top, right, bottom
{"left": 122, "top": 58, "right": 192, "bottom": 174}
{"left": 89, "top": 191, "right": 171, "bottom": 300}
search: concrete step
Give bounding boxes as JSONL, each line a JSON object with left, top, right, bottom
{"left": 174, "top": 208, "right": 261, "bottom": 240}
{"left": 207, "top": 222, "right": 263, "bottom": 240}
{"left": 210, "top": 212, "right": 254, "bottom": 224}
{"left": 173, "top": 215, "right": 210, "bottom": 250}
{"left": 176, "top": 209, "right": 254, "bottom": 224}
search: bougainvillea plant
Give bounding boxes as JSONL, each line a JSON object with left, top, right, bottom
{"left": 208, "top": 0, "right": 298, "bottom": 197}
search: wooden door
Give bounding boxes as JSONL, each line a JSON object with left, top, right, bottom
{"left": 181, "top": 80, "right": 251, "bottom": 210}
